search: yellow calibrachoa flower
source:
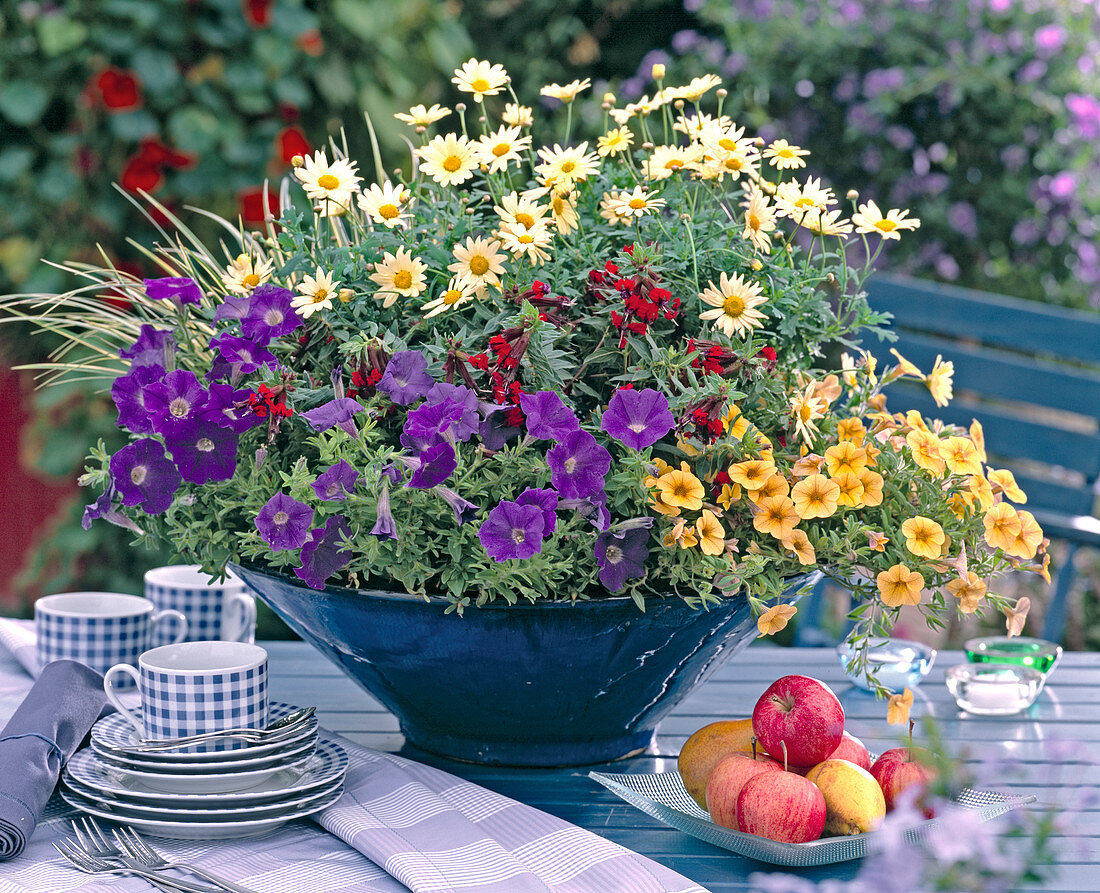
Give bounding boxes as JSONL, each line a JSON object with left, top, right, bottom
{"left": 970, "top": 419, "right": 987, "bottom": 462}
{"left": 763, "top": 139, "right": 810, "bottom": 170}
{"left": 656, "top": 469, "right": 705, "bottom": 511}
{"left": 394, "top": 103, "right": 450, "bottom": 127}
{"left": 728, "top": 459, "right": 776, "bottom": 491}
{"left": 836, "top": 417, "right": 866, "bottom": 445}
{"left": 832, "top": 471, "right": 865, "bottom": 508}
{"left": 877, "top": 564, "right": 924, "bottom": 607}
{"left": 695, "top": 510, "right": 725, "bottom": 555}
{"left": 988, "top": 469, "right": 1027, "bottom": 503}
{"left": 946, "top": 572, "right": 986, "bottom": 614}
{"left": 452, "top": 58, "right": 509, "bottom": 101}
{"left": 753, "top": 496, "right": 800, "bottom": 540}
{"left": 716, "top": 482, "right": 742, "bottom": 510}
{"left": 926, "top": 355, "right": 954, "bottom": 407}
{"left": 790, "top": 474, "right": 840, "bottom": 520}
{"left": 757, "top": 603, "right": 797, "bottom": 637}
{"left": 901, "top": 516, "right": 946, "bottom": 560}
{"left": 369, "top": 249, "right": 428, "bottom": 308}
{"left": 1004, "top": 597, "right": 1031, "bottom": 638}
{"left": 723, "top": 404, "right": 750, "bottom": 439}
{"left": 889, "top": 348, "right": 923, "bottom": 377}
{"left": 645, "top": 475, "right": 681, "bottom": 517}
{"left": 852, "top": 200, "right": 921, "bottom": 240}
{"left": 969, "top": 473, "right": 995, "bottom": 511}
{"left": 357, "top": 181, "right": 410, "bottom": 229}
{"left": 749, "top": 474, "right": 790, "bottom": 503}
{"left": 824, "top": 441, "right": 868, "bottom": 477}
{"left": 984, "top": 502, "right": 1022, "bottom": 551}
{"left": 448, "top": 236, "right": 507, "bottom": 294}
{"left": 597, "top": 128, "right": 634, "bottom": 157}
{"left": 906, "top": 429, "right": 946, "bottom": 477}
{"left": 1007, "top": 510, "right": 1044, "bottom": 560}
{"left": 857, "top": 468, "right": 884, "bottom": 507}
{"left": 664, "top": 518, "right": 698, "bottom": 549}
{"left": 887, "top": 687, "right": 914, "bottom": 726}
{"left": 782, "top": 529, "right": 816, "bottom": 565}
{"left": 940, "top": 435, "right": 983, "bottom": 476}
{"left": 868, "top": 531, "right": 889, "bottom": 552}
{"left": 418, "top": 133, "right": 479, "bottom": 187}
{"left": 791, "top": 454, "right": 825, "bottom": 478}
{"left": 698, "top": 273, "right": 768, "bottom": 338}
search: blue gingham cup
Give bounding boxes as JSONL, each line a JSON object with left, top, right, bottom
{"left": 103, "top": 641, "right": 269, "bottom": 746}
{"left": 34, "top": 592, "right": 188, "bottom": 686}
{"left": 144, "top": 565, "right": 256, "bottom": 646}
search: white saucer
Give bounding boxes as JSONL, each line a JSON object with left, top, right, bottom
{"left": 59, "top": 779, "right": 344, "bottom": 840}
{"left": 91, "top": 701, "right": 317, "bottom": 761}
{"left": 64, "top": 736, "right": 347, "bottom": 802}
{"left": 90, "top": 734, "right": 317, "bottom": 775}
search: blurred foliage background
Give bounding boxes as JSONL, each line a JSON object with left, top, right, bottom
{"left": 0, "top": 0, "right": 1096, "bottom": 642}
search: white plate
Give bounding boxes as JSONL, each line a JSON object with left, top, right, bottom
{"left": 64, "top": 736, "right": 348, "bottom": 803}
{"left": 90, "top": 734, "right": 317, "bottom": 774}
{"left": 62, "top": 775, "right": 344, "bottom": 821}
{"left": 91, "top": 701, "right": 317, "bottom": 762}
{"left": 60, "top": 779, "right": 344, "bottom": 840}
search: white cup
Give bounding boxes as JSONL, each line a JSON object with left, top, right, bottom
{"left": 144, "top": 565, "right": 256, "bottom": 645}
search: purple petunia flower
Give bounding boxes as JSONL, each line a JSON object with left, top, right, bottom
{"left": 424, "top": 384, "right": 480, "bottom": 439}
{"left": 81, "top": 483, "right": 143, "bottom": 533}
{"left": 145, "top": 277, "right": 203, "bottom": 307}
{"left": 478, "top": 500, "right": 546, "bottom": 561}
{"left": 559, "top": 492, "right": 611, "bottom": 531}
{"left": 255, "top": 492, "right": 313, "bottom": 551}
{"left": 479, "top": 409, "right": 522, "bottom": 450}
{"left": 109, "top": 438, "right": 182, "bottom": 515}
{"left": 144, "top": 369, "right": 209, "bottom": 438}
{"left": 520, "top": 391, "right": 579, "bottom": 441}
{"left": 435, "top": 486, "right": 479, "bottom": 525}
{"left": 377, "top": 350, "right": 435, "bottom": 405}
{"left": 119, "top": 325, "right": 176, "bottom": 370}
{"left": 600, "top": 387, "right": 674, "bottom": 450}
{"left": 546, "top": 429, "right": 611, "bottom": 499}
{"left": 300, "top": 398, "right": 364, "bottom": 437}
{"left": 401, "top": 396, "right": 477, "bottom": 452}
{"left": 407, "top": 441, "right": 457, "bottom": 489}
{"left": 212, "top": 295, "right": 251, "bottom": 322}
{"left": 111, "top": 364, "right": 165, "bottom": 435}
{"left": 208, "top": 333, "right": 277, "bottom": 380}
{"left": 312, "top": 460, "right": 360, "bottom": 501}
{"left": 295, "top": 515, "right": 353, "bottom": 589}
{"left": 594, "top": 527, "right": 650, "bottom": 592}
{"left": 370, "top": 483, "right": 397, "bottom": 540}
{"left": 516, "top": 487, "right": 558, "bottom": 536}
{"left": 199, "top": 382, "right": 258, "bottom": 434}
{"left": 164, "top": 420, "right": 238, "bottom": 484}
{"left": 241, "top": 285, "right": 302, "bottom": 345}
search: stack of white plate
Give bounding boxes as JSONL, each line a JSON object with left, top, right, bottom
{"left": 61, "top": 702, "right": 348, "bottom": 839}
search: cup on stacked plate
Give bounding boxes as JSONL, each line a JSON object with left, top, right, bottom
{"left": 60, "top": 641, "right": 347, "bottom": 839}
{"left": 145, "top": 565, "right": 257, "bottom": 646}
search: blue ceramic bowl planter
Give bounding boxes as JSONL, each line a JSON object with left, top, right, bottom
{"left": 231, "top": 564, "right": 818, "bottom": 767}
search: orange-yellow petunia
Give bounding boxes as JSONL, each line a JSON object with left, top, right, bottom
{"left": 716, "top": 482, "right": 742, "bottom": 511}
{"left": 856, "top": 468, "right": 884, "bottom": 507}
{"left": 946, "top": 571, "right": 986, "bottom": 614}
{"left": 832, "top": 471, "right": 865, "bottom": 508}
{"left": 863, "top": 441, "right": 880, "bottom": 467}
{"left": 901, "top": 516, "right": 946, "bottom": 560}
{"left": 791, "top": 473, "right": 840, "bottom": 520}
{"left": 782, "top": 529, "right": 816, "bottom": 565}
{"left": 757, "top": 603, "right": 797, "bottom": 637}
{"left": 940, "top": 436, "right": 983, "bottom": 476}
{"left": 752, "top": 495, "right": 800, "bottom": 540}
{"left": 1004, "top": 597, "right": 1030, "bottom": 638}
{"left": 984, "top": 502, "right": 1022, "bottom": 552}
{"left": 887, "top": 687, "right": 914, "bottom": 726}
{"left": 970, "top": 419, "right": 987, "bottom": 463}
{"left": 988, "top": 468, "right": 1027, "bottom": 503}
{"left": 791, "top": 454, "right": 825, "bottom": 478}
{"left": 889, "top": 348, "right": 923, "bottom": 377}
{"left": 656, "top": 469, "right": 705, "bottom": 511}
{"left": 723, "top": 404, "right": 750, "bottom": 439}
{"left": 664, "top": 518, "right": 699, "bottom": 549}
{"left": 836, "top": 417, "right": 866, "bottom": 445}
{"left": 824, "top": 441, "right": 868, "bottom": 477}
{"left": 695, "top": 509, "right": 726, "bottom": 556}
{"left": 877, "top": 563, "right": 924, "bottom": 607}
{"left": 1006, "top": 509, "right": 1043, "bottom": 560}
{"left": 968, "top": 473, "right": 995, "bottom": 511}
{"left": 868, "top": 531, "right": 889, "bottom": 552}
{"left": 748, "top": 473, "right": 790, "bottom": 504}
{"left": 728, "top": 459, "right": 776, "bottom": 491}
{"left": 906, "top": 429, "right": 946, "bottom": 477}
{"left": 645, "top": 475, "right": 681, "bottom": 516}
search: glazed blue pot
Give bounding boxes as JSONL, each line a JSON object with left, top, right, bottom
{"left": 231, "top": 563, "right": 818, "bottom": 767}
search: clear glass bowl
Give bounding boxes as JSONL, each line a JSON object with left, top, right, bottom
{"left": 835, "top": 638, "right": 937, "bottom": 692}
{"left": 964, "top": 636, "right": 1062, "bottom": 678}
{"left": 945, "top": 663, "right": 1043, "bottom": 716}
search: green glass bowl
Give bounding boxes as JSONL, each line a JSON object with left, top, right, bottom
{"left": 964, "top": 636, "right": 1062, "bottom": 678}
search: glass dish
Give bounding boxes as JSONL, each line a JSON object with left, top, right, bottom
{"left": 964, "top": 636, "right": 1062, "bottom": 678}
{"left": 835, "top": 637, "right": 936, "bottom": 692}
{"left": 945, "top": 663, "right": 1043, "bottom": 716}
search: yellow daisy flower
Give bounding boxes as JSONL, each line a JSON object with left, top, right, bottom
{"left": 852, "top": 200, "right": 921, "bottom": 240}
{"left": 539, "top": 78, "right": 591, "bottom": 103}
{"left": 773, "top": 176, "right": 835, "bottom": 221}
{"left": 598, "top": 190, "right": 630, "bottom": 225}
{"left": 887, "top": 687, "right": 914, "bottom": 726}
{"left": 494, "top": 191, "right": 550, "bottom": 230}
{"left": 606, "top": 185, "right": 667, "bottom": 219}
{"left": 741, "top": 187, "right": 777, "bottom": 254}
{"left": 448, "top": 236, "right": 508, "bottom": 294}
{"left": 641, "top": 144, "right": 704, "bottom": 180}
{"left": 291, "top": 267, "right": 339, "bottom": 319}
{"left": 901, "top": 516, "right": 946, "bottom": 560}
{"left": 672, "top": 74, "right": 724, "bottom": 102}
{"left": 535, "top": 142, "right": 600, "bottom": 188}
{"left": 790, "top": 473, "right": 840, "bottom": 520}
{"left": 369, "top": 248, "right": 428, "bottom": 308}
{"left": 418, "top": 133, "right": 479, "bottom": 187}
{"left": 782, "top": 529, "right": 816, "bottom": 565}
{"left": 356, "top": 181, "right": 410, "bottom": 229}
{"left": 939, "top": 435, "right": 983, "bottom": 476}
{"left": 803, "top": 209, "right": 853, "bottom": 237}
{"left": 752, "top": 495, "right": 800, "bottom": 541}
{"left": 926, "top": 355, "right": 954, "bottom": 407}
{"left": 597, "top": 127, "right": 634, "bottom": 157}
{"left": 421, "top": 277, "right": 475, "bottom": 318}
{"left": 877, "top": 564, "right": 924, "bottom": 608}
{"left": 547, "top": 187, "right": 579, "bottom": 235}
{"left": 393, "top": 103, "right": 451, "bottom": 127}
{"left": 789, "top": 385, "right": 828, "bottom": 444}
{"left": 728, "top": 459, "right": 776, "bottom": 491}
{"left": 502, "top": 103, "right": 534, "bottom": 127}
{"left": 222, "top": 253, "right": 273, "bottom": 295}
{"left": 695, "top": 509, "right": 725, "bottom": 555}
{"left": 757, "top": 603, "right": 797, "bottom": 637}
{"left": 451, "top": 58, "right": 509, "bottom": 101}
{"left": 656, "top": 469, "right": 705, "bottom": 511}
{"left": 763, "top": 139, "right": 810, "bottom": 170}
{"left": 476, "top": 125, "right": 532, "bottom": 174}
{"left": 983, "top": 502, "right": 1022, "bottom": 552}
{"left": 698, "top": 272, "right": 767, "bottom": 338}
{"left": 497, "top": 220, "right": 554, "bottom": 266}
{"left": 294, "top": 150, "right": 361, "bottom": 209}
{"left": 946, "top": 572, "right": 986, "bottom": 614}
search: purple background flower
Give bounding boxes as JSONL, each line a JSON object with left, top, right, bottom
{"left": 241, "top": 285, "right": 302, "bottom": 344}
{"left": 300, "top": 398, "right": 365, "bottom": 434}
{"left": 312, "top": 460, "right": 361, "bottom": 501}
{"left": 520, "top": 391, "right": 579, "bottom": 441}
{"left": 378, "top": 350, "right": 435, "bottom": 405}
{"left": 144, "top": 276, "right": 202, "bottom": 307}
{"left": 164, "top": 421, "right": 238, "bottom": 484}
{"left": 546, "top": 429, "right": 611, "bottom": 499}
{"left": 111, "top": 364, "right": 164, "bottom": 435}
{"left": 200, "top": 382, "right": 257, "bottom": 433}
{"left": 436, "top": 486, "right": 479, "bottom": 525}
{"left": 600, "top": 387, "right": 674, "bottom": 450}
{"left": 208, "top": 333, "right": 277, "bottom": 379}
{"left": 370, "top": 484, "right": 397, "bottom": 540}
{"left": 594, "top": 527, "right": 650, "bottom": 592}
{"left": 119, "top": 325, "right": 176, "bottom": 370}
{"left": 516, "top": 487, "right": 558, "bottom": 536}
{"left": 295, "top": 515, "right": 354, "bottom": 588}
{"left": 255, "top": 492, "right": 313, "bottom": 550}
{"left": 478, "top": 500, "right": 546, "bottom": 561}
{"left": 406, "top": 441, "right": 457, "bottom": 489}
{"left": 109, "top": 438, "right": 181, "bottom": 515}
{"left": 144, "top": 369, "right": 208, "bottom": 438}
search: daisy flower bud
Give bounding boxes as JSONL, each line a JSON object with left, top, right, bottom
{"left": 338, "top": 288, "right": 354, "bottom": 303}
{"left": 603, "top": 92, "right": 616, "bottom": 104}
{"left": 455, "top": 102, "right": 466, "bottom": 112}
{"left": 717, "top": 88, "right": 728, "bottom": 99}
{"left": 290, "top": 154, "right": 304, "bottom": 167}
{"left": 847, "top": 189, "right": 859, "bottom": 200}
{"left": 651, "top": 63, "right": 665, "bottom": 80}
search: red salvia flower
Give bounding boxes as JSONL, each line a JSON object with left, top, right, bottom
{"left": 120, "top": 157, "right": 164, "bottom": 194}
{"left": 238, "top": 186, "right": 279, "bottom": 227}
{"left": 94, "top": 67, "right": 143, "bottom": 111}
{"left": 243, "top": 0, "right": 273, "bottom": 28}
{"left": 276, "top": 126, "right": 311, "bottom": 165}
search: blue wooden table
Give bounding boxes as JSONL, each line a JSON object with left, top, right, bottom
{"left": 267, "top": 641, "right": 1098, "bottom": 892}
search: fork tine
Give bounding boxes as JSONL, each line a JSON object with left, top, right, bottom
{"left": 124, "top": 827, "right": 161, "bottom": 860}
{"left": 55, "top": 838, "right": 100, "bottom": 871}
{"left": 70, "top": 821, "right": 93, "bottom": 854}
{"left": 113, "top": 827, "right": 142, "bottom": 859}
{"left": 84, "top": 817, "right": 116, "bottom": 853}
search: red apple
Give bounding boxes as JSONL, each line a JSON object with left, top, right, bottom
{"left": 736, "top": 770, "right": 827, "bottom": 843}
{"left": 704, "top": 751, "right": 781, "bottom": 829}
{"left": 751, "top": 675, "right": 845, "bottom": 769}
{"left": 870, "top": 747, "right": 937, "bottom": 817}
{"left": 827, "top": 731, "right": 871, "bottom": 771}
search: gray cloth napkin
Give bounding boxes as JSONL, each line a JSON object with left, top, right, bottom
{"left": 0, "top": 660, "right": 109, "bottom": 860}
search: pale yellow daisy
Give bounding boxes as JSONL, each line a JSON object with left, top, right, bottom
{"left": 803, "top": 208, "right": 853, "bottom": 237}
{"left": 448, "top": 236, "right": 508, "bottom": 293}
{"left": 741, "top": 188, "right": 777, "bottom": 254}
{"left": 497, "top": 220, "right": 554, "bottom": 265}
{"left": 393, "top": 104, "right": 450, "bottom": 127}
{"left": 539, "top": 78, "right": 591, "bottom": 103}
{"left": 369, "top": 248, "right": 428, "bottom": 308}
{"left": 641, "top": 144, "right": 704, "bottom": 180}
{"left": 476, "top": 125, "right": 532, "bottom": 174}
{"left": 294, "top": 150, "right": 360, "bottom": 210}
{"left": 534, "top": 142, "right": 600, "bottom": 188}
{"left": 502, "top": 103, "right": 534, "bottom": 127}
{"left": 698, "top": 272, "right": 767, "bottom": 338}
{"left": 852, "top": 201, "right": 921, "bottom": 240}
{"left": 421, "top": 277, "right": 475, "bottom": 318}
{"left": 494, "top": 191, "right": 550, "bottom": 230}
{"left": 773, "top": 177, "right": 836, "bottom": 220}
{"left": 547, "top": 188, "right": 579, "bottom": 236}
{"left": 599, "top": 190, "right": 630, "bottom": 225}
{"left": 790, "top": 385, "right": 828, "bottom": 444}
{"left": 222, "top": 253, "right": 273, "bottom": 295}
{"left": 291, "top": 267, "right": 340, "bottom": 319}
{"left": 417, "top": 133, "right": 479, "bottom": 187}
{"left": 451, "top": 58, "right": 509, "bottom": 101}
{"left": 597, "top": 127, "right": 634, "bottom": 157}
{"left": 606, "top": 185, "right": 667, "bottom": 219}
{"left": 763, "top": 139, "right": 810, "bottom": 170}
{"left": 674, "top": 111, "right": 732, "bottom": 141}
{"left": 356, "top": 181, "right": 410, "bottom": 229}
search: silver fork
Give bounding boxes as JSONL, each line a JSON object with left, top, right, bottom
{"left": 114, "top": 826, "right": 262, "bottom": 893}
{"left": 54, "top": 838, "right": 223, "bottom": 893}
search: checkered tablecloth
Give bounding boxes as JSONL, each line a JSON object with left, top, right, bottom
{"left": 0, "top": 620, "right": 707, "bottom": 893}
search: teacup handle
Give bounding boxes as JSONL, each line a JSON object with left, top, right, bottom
{"left": 152, "top": 609, "right": 188, "bottom": 645}
{"left": 224, "top": 593, "right": 256, "bottom": 643}
{"left": 103, "top": 664, "right": 144, "bottom": 737}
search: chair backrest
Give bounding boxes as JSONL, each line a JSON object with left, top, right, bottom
{"left": 862, "top": 273, "right": 1100, "bottom": 523}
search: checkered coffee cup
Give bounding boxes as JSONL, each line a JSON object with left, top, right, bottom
{"left": 144, "top": 565, "right": 256, "bottom": 646}
{"left": 104, "top": 641, "right": 269, "bottom": 745}
{"left": 34, "top": 592, "right": 188, "bottom": 685}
